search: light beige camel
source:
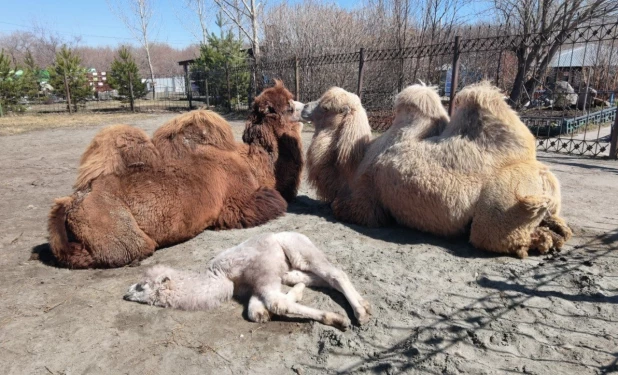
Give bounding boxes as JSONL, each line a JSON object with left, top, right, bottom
{"left": 302, "top": 82, "right": 571, "bottom": 258}
{"left": 123, "top": 232, "right": 372, "bottom": 330}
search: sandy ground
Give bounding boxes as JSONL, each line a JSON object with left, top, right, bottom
{"left": 0, "top": 114, "right": 617, "bottom": 375}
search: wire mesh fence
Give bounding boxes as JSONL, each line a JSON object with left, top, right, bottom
{"left": 6, "top": 20, "right": 617, "bottom": 158}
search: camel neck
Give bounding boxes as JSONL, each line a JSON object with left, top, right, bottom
{"left": 163, "top": 270, "right": 234, "bottom": 311}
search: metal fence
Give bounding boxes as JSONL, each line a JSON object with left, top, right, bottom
{"left": 11, "top": 21, "right": 618, "bottom": 159}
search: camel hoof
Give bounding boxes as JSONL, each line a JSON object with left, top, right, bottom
{"left": 249, "top": 309, "right": 271, "bottom": 323}
{"left": 324, "top": 312, "right": 350, "bottom": 331}
{"left": 515, "top": 247, "right": 529, "bottom": 259}
{"left": 355, "top": 299, "right": 372, "bottom": 325}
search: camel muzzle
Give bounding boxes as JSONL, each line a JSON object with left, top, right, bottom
{"left": 301, "top": 101, "right": 318, "bottom": 122}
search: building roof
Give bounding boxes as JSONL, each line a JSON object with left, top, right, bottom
{"left": 549, "top": 44, "right": 616, "bottom": 68}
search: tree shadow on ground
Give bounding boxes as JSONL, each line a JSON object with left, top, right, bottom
{"left": 297, "top": 230, "right": 618, "bottom": 374}
{"left": 538, "top": 155, "right": 618, "bottom": 174}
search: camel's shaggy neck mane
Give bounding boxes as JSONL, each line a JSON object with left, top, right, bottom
{"left": 307, "top": 109, "right": 371, "bottom": 202}
{"left": 242, "top": 113, "right": 304, "bottom": 202}
{"left": 156, "top": 269, "right": 234, "bottom": 311}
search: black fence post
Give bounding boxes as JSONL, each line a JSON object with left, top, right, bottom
{"left": 495, "top": 50, "right": 502, "bottom": 87}
{"left": 357, "top": 47, "right": 365, "bottom": 100}
{"left": 448, "top": 36, "right": 461, "bottom": 116}
{"left": 183, "top": 64, "right": 192, "bottom": 110}
{"left": 205, "top": 78, "right": 210, "bottom": 108}
{"left": 128, "top": 71, "right": 135, "bottom": 112}
{"left": 295, "top": 56, "right": 300, "bottom": 101}
{"left": 225, "top": 61, "right": 232, "bottom": 112}
{"left": 610, "top": 107, "right": 618, "bottom": 160}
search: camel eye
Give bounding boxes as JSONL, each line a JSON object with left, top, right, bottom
{"left": 135, "top": 284, "right": 144, "bottom": 292}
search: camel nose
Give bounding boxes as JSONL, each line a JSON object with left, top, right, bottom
{"left": 301, "top": 101, "right": 317, "bottom": 122}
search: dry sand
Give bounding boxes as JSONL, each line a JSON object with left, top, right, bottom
{"left": 0, "top": 114, "right": 616, "bottom": 375}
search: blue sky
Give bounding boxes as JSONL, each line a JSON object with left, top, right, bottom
{"left": 0, "top": 0, "right": 485, "bottom": 48}
{"left": 0, "top": 0, "right": 359, "bottom": 48}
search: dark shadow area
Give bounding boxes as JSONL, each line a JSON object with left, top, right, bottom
{"left": 477, "top": 276, "right": 618, "bottom": 304}
{"left": 30, "top": 243, "right": 58, "bottom": 267}
{"left": 288, "top": 195, "right": 505, "bottom": 260}
{"left": 538, "top": 155, "right": 618, "bottom": 173}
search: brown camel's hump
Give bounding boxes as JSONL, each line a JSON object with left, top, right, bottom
{"left": 153, "top": 110, "right": 236, "bottom": 158}
{"left": 74, "top": 125, "right": 160, "bottom": 191}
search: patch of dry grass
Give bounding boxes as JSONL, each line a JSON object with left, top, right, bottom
{"left": 0, "top": 112, "right": 153, "bottom": 136}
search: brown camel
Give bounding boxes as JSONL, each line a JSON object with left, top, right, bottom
{"left": 48, "top": 80, "right": 304, "bottom": 269}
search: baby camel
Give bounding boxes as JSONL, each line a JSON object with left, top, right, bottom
{"left": 123, "top": 232, "right": 371, "bottom": 330}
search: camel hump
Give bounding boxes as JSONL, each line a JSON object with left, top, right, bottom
{"left": 153, "top": 110, "right": 237, "bottom": 158}
{"left": 74, "top": 124, "right": 159, "bottom": 190}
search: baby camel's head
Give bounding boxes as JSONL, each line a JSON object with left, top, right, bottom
{"left": 123, "top": 265, "right": 177, "bottom": 307}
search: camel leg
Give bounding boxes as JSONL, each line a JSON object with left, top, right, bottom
{"left": 248, "top": 295, "right": 270, "bottom": 323}
{"left": 282, "top": 270, "right": 330, "bottom": 288}
{"left": 66, "top": 191, "right": 156, "bottom": 268}
{"left": 248, "top": 283, "right": 306, "bottom": 323}
{"left": 541, "top": 214, "right": 573, "bottom": 244}
{"left": 215, "top": 187, "right": 287, "bottom": 229}
{"left": 278, "top": 233, "right": 372, "bottom": 325}
{"left": 332, "top": 179, "right": 390, "bottom": 227}
{"left": 260, "top": 290, "right": 351, "bottom": 331}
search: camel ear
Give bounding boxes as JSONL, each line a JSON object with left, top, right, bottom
{"left": 342, "top": 105, "right": 351, "bottom": 115}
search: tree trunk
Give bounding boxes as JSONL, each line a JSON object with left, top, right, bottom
{"left": 63, "top": 73, "right": 72, "bottom": 114}
{"left": 250, "top": 0, "right": 260, "bottom": 59}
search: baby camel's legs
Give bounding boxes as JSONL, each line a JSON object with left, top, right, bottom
{"left": 247, "top": 283, "right": 306, "bottom": 324}
{"left": 260, "top": 286, "right": 351, "bottom": 331}
{"left": 278, "top": 233, "right": 372, "bottom": 325}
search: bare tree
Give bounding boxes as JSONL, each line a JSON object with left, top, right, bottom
{"left": 174, "top": 0, "right": 210, "bottom": 45}
{"left": 211, "top": 0, "right": 262, "bottom": 59}
{"left": 108, "top": 0, "right": 157, "bottom": 98}
{"left": 494, "top": 0, "right": 618, "bottom": 106}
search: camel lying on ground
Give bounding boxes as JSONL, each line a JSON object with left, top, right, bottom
{"left": 123, "top": 232, "right": 372, "bottom": 330}
{"left": 48, "top": 81, "right": 304, "bottom": 269}
{"left": 302, "top": 82, "right": 571, "bottom": 258}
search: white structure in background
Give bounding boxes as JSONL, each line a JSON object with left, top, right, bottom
{"left": 142, "top": 76, "right": 187, "bottom": 98}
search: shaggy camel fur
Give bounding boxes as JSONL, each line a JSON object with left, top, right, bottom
{"left": 123, "top": 232, "right": 372, "bottom": 330}
{"left": 48, "top": 81, "right": 304, "bottom": 269}
{"left": 303, "top": 82, "right": 572, "bottom": 258}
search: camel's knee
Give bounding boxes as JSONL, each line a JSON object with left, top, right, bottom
{"left": 265, "top": 297, "right": 289, "bottom": 315}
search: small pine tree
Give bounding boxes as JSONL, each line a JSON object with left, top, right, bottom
{"left": 49, "top": 45, "right": 92, "bottom": 113}
{"left": 108, "top": 46, "right": 147, "bottom": 108}
{"left": 0, "top": 49, "right": 28, "bottom": 115}
{"left": 193, "top": 32, "right": 249, "bottom": 110}
{"left": 22, "top": 50, "right": 41, "bottom": 99}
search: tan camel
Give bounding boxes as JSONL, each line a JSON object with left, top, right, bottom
{"left": 302, "top": 82, "right": 571, "bottom": 258}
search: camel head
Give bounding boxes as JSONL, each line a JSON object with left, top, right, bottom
{"left": 248, "top": 79, "right": 303, "bottom": 127}
{"left": 123, "top": 265, "right": 176, "bottom": 307}
{"left": 393, "top": 83, "right": 449, "bottom": 132}
{"left": 300, "top": 87, "right": 366, "bottom": 132}
{"left": 243, "top": 79, "right": 304, "bottom": 150}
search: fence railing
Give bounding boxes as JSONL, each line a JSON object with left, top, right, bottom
{"left": 7, "top": 20, "right": 618, "bottom": 159}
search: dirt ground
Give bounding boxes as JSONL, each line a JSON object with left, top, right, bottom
{"left": 0, "top": 114, "right": 617, "bottom": 375}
